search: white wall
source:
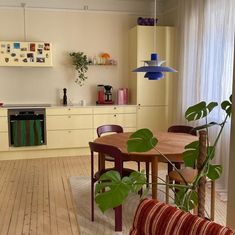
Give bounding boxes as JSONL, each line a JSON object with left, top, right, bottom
{"left": 0, "top": 8, "right": 139, "bottom": 105}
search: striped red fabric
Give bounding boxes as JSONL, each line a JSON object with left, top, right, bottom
{"left": 129, "top": 199, "right": 235, "bottom": 235}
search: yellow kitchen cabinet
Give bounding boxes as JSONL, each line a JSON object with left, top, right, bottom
{"left": 93, "top": 106, "right": 136, "bottom": 114}
{"left": 0, "top": 133, "right": 9, "bottom": 151}
{"left": 0, "top": 117, "right": 8, "bottom": 132}
{"left": 129, "top": 26, "right": 175, "bottom": 131}
{"left": 46, "top": 107, "right": 93, "bottom": 149}
{"left": 47, "top": 115, "right": 92, "bottom": 130}
{"left": 47, "top": 129, "right": 92, "bottom": 149}
{"left": 93, "top": 106, "right": 137, "bottom": 137}
{"left": 137, "top": 106, "right": 168, "bottom": 132}
{"left": 46, "top": 107, "right": 92, "bottom": 115}
{"left": 0, "top": 111, "right": 9, "bottom": 151}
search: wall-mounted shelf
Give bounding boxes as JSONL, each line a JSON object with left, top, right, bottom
{"left": 88, "top": 53, "right": 117, "bottom": 66}
{"left": 0, "top": 41, "right": 53, "bottom": 67}
{"left": 88, "top": 63, "right": 117, "bottom": 66}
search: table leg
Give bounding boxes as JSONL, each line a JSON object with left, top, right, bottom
{"left": 98, "top": 153, "right": 105, "bottom": 171}
{"left": 151, "top": 157, "right": 158, "bottom": 199}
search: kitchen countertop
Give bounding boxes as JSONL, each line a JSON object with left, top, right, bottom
{"left": 1, "top": 104, "right": 137, "bottom": 109}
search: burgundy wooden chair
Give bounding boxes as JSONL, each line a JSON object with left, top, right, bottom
{"left": 168, "top": 125, "right": 197, "bottom": 136}
{"left": 97, "top": 124, "right": 141, "bottom": 171}
{"left": 167, "top": 125, "right": 197, "bottom": 173}
{"left": 89, "top": 141, "right": 134, "bottom": 232}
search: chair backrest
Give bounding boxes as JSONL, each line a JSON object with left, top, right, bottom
{"left": 130, "top": 199, "right": 235, "bottom": 235}
{"left": 89, "top": 141, "right": 123, "bottom": 173}
{"left": 97, "top": 125, "right": 123, "bottom": 137}
{"left": 168, "top": 125, "right": 197, "bottom": 136}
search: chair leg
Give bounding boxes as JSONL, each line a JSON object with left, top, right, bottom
{"left": 166, "top": 175, "right": 169, "bottom": 204}
{"left": 137, "top": 161, "right": 140, "bottom": 171}
{"left": 146, "top": 162, "right": 150, "bottom": 188}
{"left": 114, "top": 205, "right": 122, "bottom": 231}
{"left": 211, "top": 180, "right": 215, "bottom": 221}
{"left": 168, "top": 163, "right": 173, "bottom": 174}
{"left": 91, "top": 180, "right": 94, "bottom": 221}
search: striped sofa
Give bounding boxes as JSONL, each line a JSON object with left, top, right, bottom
{"left": 130, "top": 199, "right": 235, "bottom": 235}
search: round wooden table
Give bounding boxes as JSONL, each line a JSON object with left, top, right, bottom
{"left": 94, "top": 132, "right": 198, "bottom": 199}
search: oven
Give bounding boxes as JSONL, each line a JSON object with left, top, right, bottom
{"left": 8, "top": 108, "right": 46, "bottom": 147}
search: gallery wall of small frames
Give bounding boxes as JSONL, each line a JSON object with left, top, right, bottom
{"left": 0, "top": 41, "right": 53, "bottom": 67}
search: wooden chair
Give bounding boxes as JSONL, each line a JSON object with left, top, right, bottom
{"left": 97, "top": 124, "right": 141, "bottom": 171}
{"left": 97, "top": 125, "right": 150, "bottom": 186}
{"left": 165, "top": 130, "right": 215, "bottom": 221}
{"left": 167, "top": 125, "right": 197, "bottom": 173}
{"left": 89, "top": 141, "right": 134, "bottom": 231}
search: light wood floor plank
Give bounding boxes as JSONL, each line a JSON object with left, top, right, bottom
{"left": 0, "top": 155, "right": 227, "bottom": 235}
{"left": 48, "top": 158, "right": 59, "bottom": 235}
{"left": 0, "top": 160, "right": 23, "bottom": 234}
{"left": 43, "top": 159, "right": 51, "bottom": 235}
{"left": 6, "top": 159, "right": 28, "bottom": 235}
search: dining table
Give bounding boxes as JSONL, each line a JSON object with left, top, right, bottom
{"left": 94, "top": 131, "right": 198, "bottom": 199}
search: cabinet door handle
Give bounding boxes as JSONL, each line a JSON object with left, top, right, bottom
{"left": 68, "top": 115, "right": 71, "bottom": 118}
{"left": 114, "top": 107, "right": 117, "bottom": 110}
{"left": 68, "top": 130, "right": 71, "bottom": 133}
{"left": 114, "top": 114, "right": 117, "bottom": 117}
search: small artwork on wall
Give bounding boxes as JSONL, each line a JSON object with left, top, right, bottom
{"left": 30, "top": 43, "right": 35, "bottom": 51}
{"left": 13, "top": 42, "right": 20, "bottom": 49}
{"left": 0, "top": 41, "right": 53, "bottom": 67}
{"left": 37, "top": 49, "right": 43, "bottom": 55}
{"left": 44, "top": 43, "right": 50, "bottom": 50}
{"left": 36, "top": 57, "right": 45, "bottom": 63}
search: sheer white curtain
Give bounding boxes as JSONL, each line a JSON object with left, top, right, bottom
{"left": 176, "top": 0, "right": 235, "bottom": 190}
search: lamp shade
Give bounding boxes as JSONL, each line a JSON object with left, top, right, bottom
{"left": 132, "top": 53, "right": 177, "bottom": 80}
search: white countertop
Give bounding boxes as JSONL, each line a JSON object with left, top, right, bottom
{"left": 1, "top": 104, "right": 137, "bottom": 109}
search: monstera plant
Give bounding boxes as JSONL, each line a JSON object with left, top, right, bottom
{"left": 95, "top": 96, "right": 232, "bottom": 213}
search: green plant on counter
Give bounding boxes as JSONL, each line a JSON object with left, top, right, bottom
{"left": 69, "top": 52, "right": 89, "bottom": 86}
{"left": 95, "top": 96, "right": 232, "bottom": 213}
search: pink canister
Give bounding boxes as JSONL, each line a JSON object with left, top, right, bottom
{"left": 117, "top": 88, "right": 129, "bottom": 105}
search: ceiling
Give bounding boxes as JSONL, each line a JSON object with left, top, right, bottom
{"left": 0, "top": 0, "right": 167, "bottom": 15}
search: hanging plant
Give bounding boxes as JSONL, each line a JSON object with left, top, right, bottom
{"left": 69, "top": 52, "right": 89, "bottom": 86}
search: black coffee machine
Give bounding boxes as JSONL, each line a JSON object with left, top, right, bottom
{"left": 104, "top": 85, "right": 113, "bottom": 102}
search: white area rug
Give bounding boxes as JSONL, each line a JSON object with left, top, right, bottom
{"left": 69, "top": 176, "right": 144, "bottom": 235}
{"left": 69, "top": 171, "right": 227, "bottom": 234}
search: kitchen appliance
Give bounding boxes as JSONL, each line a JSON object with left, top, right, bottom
{"left": 117, "top": 88, "right": 129, "bottom": 105}
{"left": 104, "top": 85, "right": 113, "bottom": 102}
{"left": 8, "top": 108, "right": 46, "bottom": 147}
{"left": 96, "top": 84, "right": 114, "bottom": 104}
{"left": 97, "top": 85, "right": 105, "bottom": 104}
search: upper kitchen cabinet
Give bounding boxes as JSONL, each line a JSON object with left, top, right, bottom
{"left": 129, "top": 26, "right": 175, "bottom": 131}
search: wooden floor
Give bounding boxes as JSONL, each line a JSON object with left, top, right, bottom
{"left": 0, "top": 156, "right": 227, "bottom": 235}
{"left": 0, "top": 156, "right": 90, "bottom": 235}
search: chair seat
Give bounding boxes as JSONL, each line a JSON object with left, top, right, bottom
{"left": 168, "top": 167, "right": 198, "bottom": 183}
{"left": 94, "top": 167, "right": 135, "bottom": 181}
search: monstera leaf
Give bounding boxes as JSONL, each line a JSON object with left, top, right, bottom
{"left": 185, "top": 102, "right": 218, "bottom": 121}
{"left": 221, "top": 95, "right": 232, "bottom": 117}
{"left": 128, "top": 170, "right": 147, "bottom": 193}
{"left": 95, "top": 170, "right": 146, "bottom": 212}
{"left": 175, "top": 188, "right": 198, "bottom": 211}
{"left": 183, "top": 141, "right": 199, "bottom": 168}
{"left": 207, "top": 164, "right": 222, "bottom": 180}
{"left": 127, "top": 128, "right": 158, "bottom": 152}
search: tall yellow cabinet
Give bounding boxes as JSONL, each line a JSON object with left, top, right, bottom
{"left": 129, "top": 26, "right": 175, "bottom": 132}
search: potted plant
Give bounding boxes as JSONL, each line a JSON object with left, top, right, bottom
{"left": 69, "top": 52, "right": 89, "bottom": 86}
{"left": 94, "top": 96, "right": 232, "bottom": 214}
